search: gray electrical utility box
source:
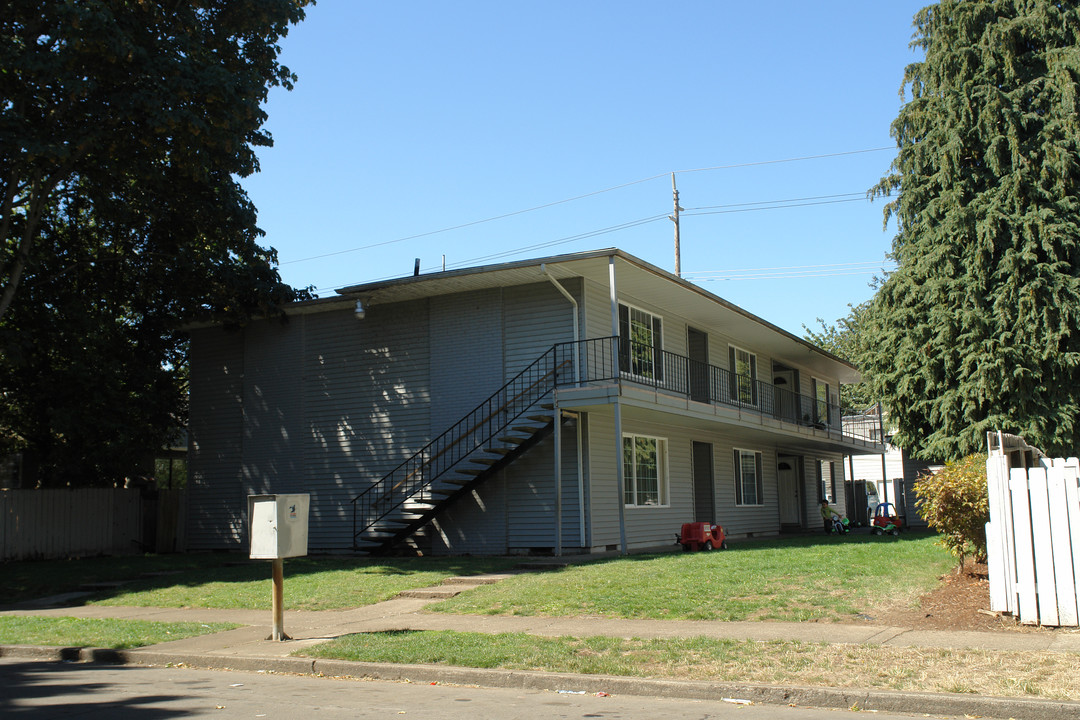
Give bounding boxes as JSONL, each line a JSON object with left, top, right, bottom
{"left": 248, "top": 494, "right": 310, "bottom": 559}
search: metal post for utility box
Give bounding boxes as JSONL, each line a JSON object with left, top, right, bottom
{"left": 249, "top": 494, "right": 309, "bottom": 642}
{"left": 271, "top": 558, "right": 287, "bottom": 641}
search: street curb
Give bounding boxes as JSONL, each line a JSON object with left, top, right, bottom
{"left": 4, "top": 645, "right": 1079, "bottom": 720}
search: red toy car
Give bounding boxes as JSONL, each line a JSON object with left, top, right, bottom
{"left": 871, "top": 502, "right": 903, "bottom": 536}
{"left": 677, "top": 522, "right": 727, "bottom": 551}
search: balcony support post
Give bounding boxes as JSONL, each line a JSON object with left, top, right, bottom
{"left": 609, "top": 255, "right": 628, "bottom": 555}
{"left": 553, "top": 390, "right": 562, "bottom": 557}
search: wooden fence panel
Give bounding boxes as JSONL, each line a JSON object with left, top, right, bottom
{"left": 1008, "top": 469, "right": 1040, "bottom": 624}
{"left": 1067, "top": 460, "right": 1080, "bottom": 621}
{"left": 986, "top": 455, "right": 1013, "bottom": 614}
{"left": 0, "top": 489, "right": 173, "bottom": 561}
{"left": 1047, "top": 468, "right": 1078, "bottom": 626}
{"left": 1027, "top": 467, "right": 1059, "bottom": 626}
{"left": 988, "top": 455, "right": 1080, "bottom": 627}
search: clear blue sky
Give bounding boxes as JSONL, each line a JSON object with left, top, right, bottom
{"left": 242, "top": 1, "right": 928, "bottom": 336}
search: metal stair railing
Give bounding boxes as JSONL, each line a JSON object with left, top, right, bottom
{"left": 351, "top": 343, "right": 572, "bottom": 549}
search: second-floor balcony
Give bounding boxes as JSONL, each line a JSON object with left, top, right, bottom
{"left": 550, "top": 336, "right": 882, "bottom": 450}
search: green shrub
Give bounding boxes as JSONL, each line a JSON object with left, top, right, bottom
{"left": 914, "top": 454, "right": 989, "bottom": 565}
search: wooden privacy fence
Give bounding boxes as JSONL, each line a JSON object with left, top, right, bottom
{"left": 986, "top": 435, "right": 1080, "bottom": 627}
{"left": 0, "top": 488, "right": 186, "bottom": 561}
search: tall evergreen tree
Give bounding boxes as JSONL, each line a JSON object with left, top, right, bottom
{"left": 866, "top": 0, "right": 1080, "bottom": 459}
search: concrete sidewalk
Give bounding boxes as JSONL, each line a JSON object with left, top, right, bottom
{"left": 3, "top": 573, "right": 1080, "bottom": 719}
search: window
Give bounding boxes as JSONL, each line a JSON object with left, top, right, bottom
{"left": 734, "top": 449, "right": 764, "bottom": 506}
{"left": 618, "top": 303, "right": 663, "bottom": 380}
{"left": 819, "top": 460, "right": 836, "bottom": 503}
{"left": 813, "top": 378, "right": 831, "bottom": 425}
{"left": 623, "top": 434, "right": 667, "bottom": 506}
{"left": 728, "top": 345, "right": 757, "bottom": 405}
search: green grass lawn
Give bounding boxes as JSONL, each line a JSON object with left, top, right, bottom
{"left": 2, "top": 554, "right": 518, "bottom": 610}
{"left": 2, "top": 533, "right": 951, "bottom": 619}
{"left": 431, "top": 531, "right": 954, "bottom": 622}
{"left": 0, "top": 616, "right": 238, "bottom": 650}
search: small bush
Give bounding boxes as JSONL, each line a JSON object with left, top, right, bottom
{"left": 914, "top": 454, "right": 989, "bottom": 565}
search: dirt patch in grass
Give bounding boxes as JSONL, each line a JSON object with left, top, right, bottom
{"left": 861, "top": 558, "right": 1051, "bottom": 633}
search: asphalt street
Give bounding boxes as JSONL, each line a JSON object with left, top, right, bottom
{"left": 0, "top": 657, "right": 956, "bottom": 720}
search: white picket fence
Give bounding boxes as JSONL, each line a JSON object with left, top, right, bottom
{"left": 986, "top": 440, "right": 1080, "bottom": 626}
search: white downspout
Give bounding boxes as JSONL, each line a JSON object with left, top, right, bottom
{"left": 609, "top": 255, "right": 628, "bottom": 555}
{"left": 540, "top": 264, "right": 580, "bottom": 384}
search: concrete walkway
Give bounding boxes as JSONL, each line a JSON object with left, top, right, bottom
{"left": 3, "top": 572, "right": 1080, "bottom": 720}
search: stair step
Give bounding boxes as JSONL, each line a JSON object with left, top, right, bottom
{"left": 498, "top": 436, "right": 527, "bottom": 444}
{"left": 396, "top": 587, "right": 464, "bottom": 600}
{"left": 485, "top": 447, "right": 512, "bottom": 456}
{"left": 528, "top": 415, "right": 554, "bottom": 423}
{"left": 513, "top": 425, "right": 543, "bottom": 433}
{"left": 442, "top": 574, "right": 517, "bottom": 585}
{"left": 385, "top": 515, "right": 426, "bottom": 524}
{"left": 469, "top": 457, "right": 499, "bottom": 466}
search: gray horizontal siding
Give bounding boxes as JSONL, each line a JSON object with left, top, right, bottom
{"left": 241, "top": 319, "right": 305, "bottom": 500}
{"left": 503, "top": 281, "right": 578, "bottom": 378}
{"left": 430, "top": 289, "right": 504, "bottom": 432}
{"left": 302, "top": 301, "right": 431, "bottom": 550}
{"left": 186, "top": 327, "right": 246, "bottom": 550}
{"left": 505, "top": 421, "right": 582, "bottom": 550}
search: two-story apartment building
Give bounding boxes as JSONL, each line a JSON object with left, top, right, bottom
{"left": 186, "top": 248, "right": 883, "bottom": 555}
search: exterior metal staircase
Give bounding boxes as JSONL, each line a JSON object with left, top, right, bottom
{"left": 351, "top": 344, "right": 573, "bottom": 554}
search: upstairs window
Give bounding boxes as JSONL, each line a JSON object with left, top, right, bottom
{"left": 728, "top": 345, "right": 758, "bottom": 405}
{"left": 813, "top": 378, "right": 831, "bottom": 425}
{"left": 618, "top": 304, "right": 663, "bottom": 380}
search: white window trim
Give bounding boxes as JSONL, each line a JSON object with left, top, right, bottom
{"left": 819, "top": 460, "right": 836, "bottom": 504}
{"left": 729, "top": 344, "right": 758, "bottom": 407}
{"left": 812, "top": 377, "right": 832, "bottom": 424}
{"left": 734, "top": 447, "right": 764, "bottom": 507}
{"left": 622, "top": 433, "right": 669, "bottom": 508}
{"left": 619, "top": 302, "right": 664, "bottom": 381}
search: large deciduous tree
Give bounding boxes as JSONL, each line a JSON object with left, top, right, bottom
{"left": 0, "top": 1, "right": 313, "bottom": 486}
{"left": 865, "top": 0, "right": 1080, "bottom": 460}
{"left": 803, "top": 302, "right": 876, "bottom": 411}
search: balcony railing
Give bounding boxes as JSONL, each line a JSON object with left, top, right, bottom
{"left": 551, "top": 337, "right": 882, "bottom": 447}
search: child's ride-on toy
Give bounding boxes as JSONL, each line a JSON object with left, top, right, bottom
{"left": 871, "top": 502, "right": 903, "bottom": 536}
{"left": 831, "top": 516, "right": 851, "bottom": 534}
{"left": 677, "top": 522, "right": 727, "bottom": 551}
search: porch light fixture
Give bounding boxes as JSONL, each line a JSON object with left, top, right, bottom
{"left": 354, "top": 300, "right": 365, "bottom": 320}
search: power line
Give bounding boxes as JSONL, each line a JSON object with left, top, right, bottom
{"left": 686, "top": 192, "right": 867, "bottom": 212}
{"left": 281, "top": 147, "right": 895, "bottom": 267}
{"left": 308, "top": 214, "right": 669, "bottom": 293}
{"left": 674, "top": 147, "right": 893, "bottom": 175}
{"left": 684, "top": 197, "right": 867, "bottom": 218}
{"left": 684, "top": 260, "right": 895, "bottom": 282}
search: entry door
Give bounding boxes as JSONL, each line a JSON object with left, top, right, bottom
{"left": 692, "top": 441, "right": 715, "bottom": 524}
{"left": 687, "top": 328, "right": 710, "bottom": 403}
{"left": 777, "top": 458, "right": 801, "bottom": 525}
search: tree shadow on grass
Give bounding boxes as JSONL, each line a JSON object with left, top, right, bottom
{"left": 0, "top": 553, "right": 521, "bottom": 609}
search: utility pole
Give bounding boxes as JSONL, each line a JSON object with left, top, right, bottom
{"left": 669, "top": 173, "right": 684, "bottom": 277}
